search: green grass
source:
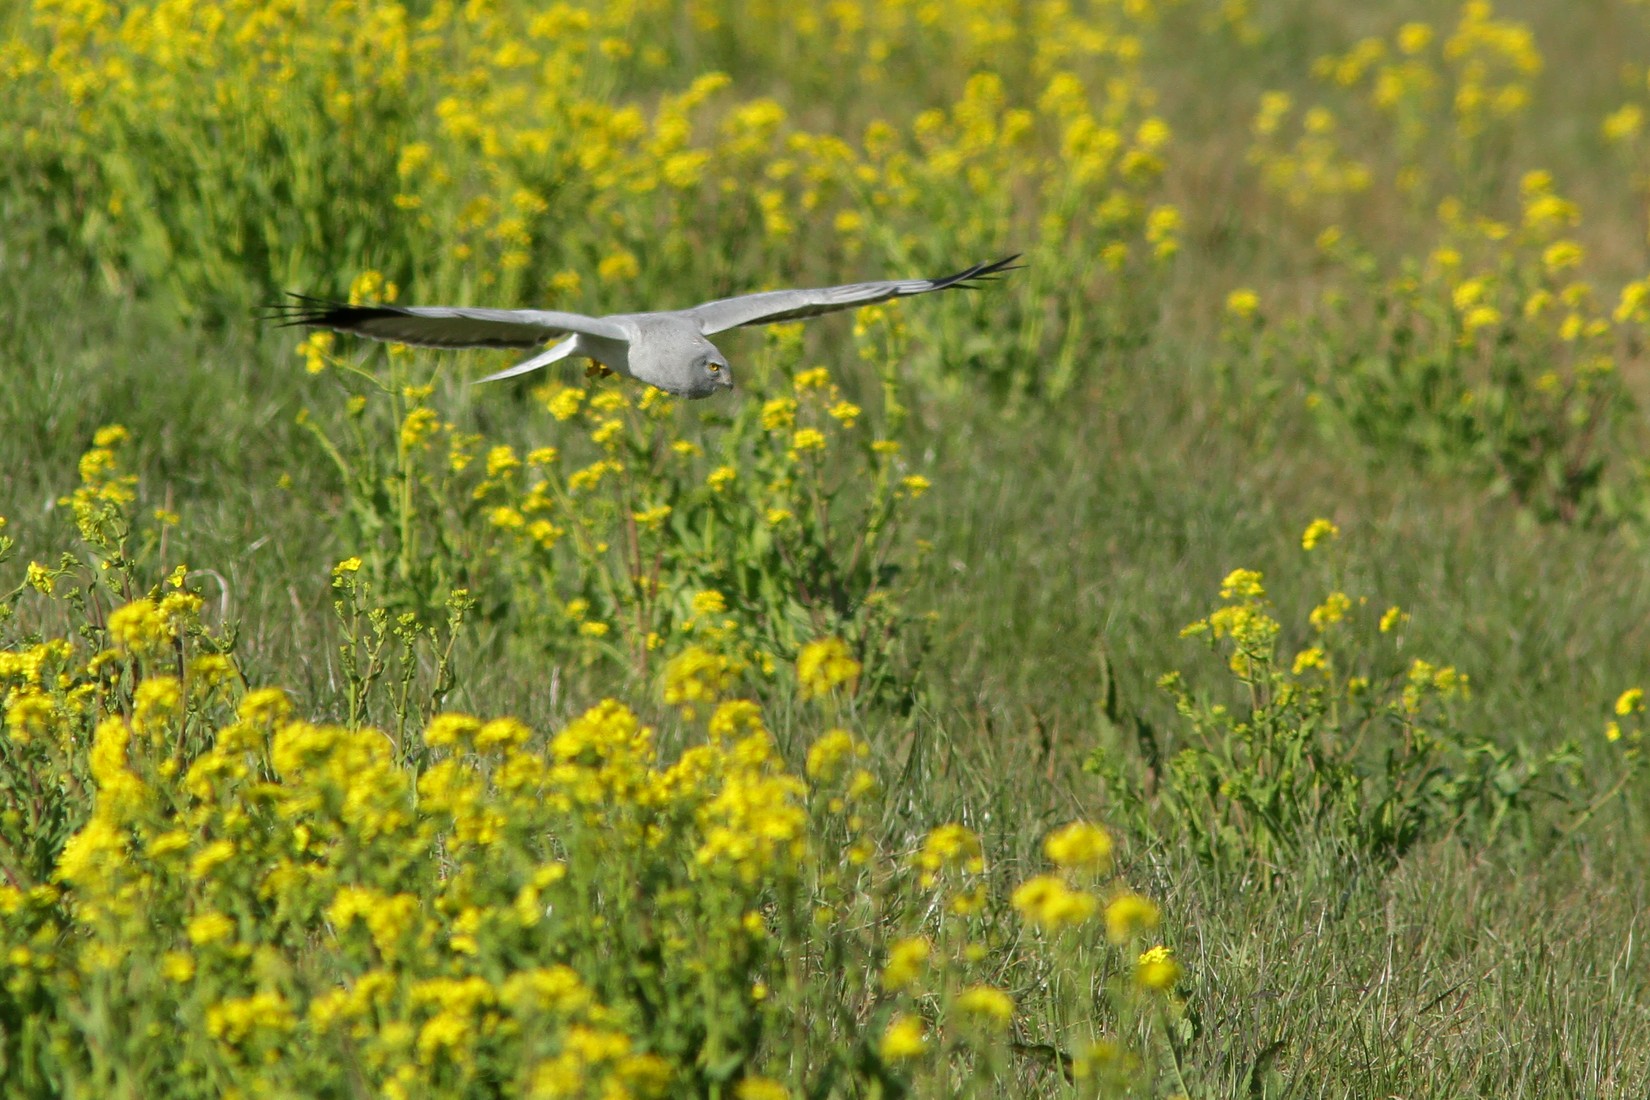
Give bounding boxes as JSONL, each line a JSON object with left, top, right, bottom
{"left": 4, "top": 0, "right": 1650, "bottom": 1094}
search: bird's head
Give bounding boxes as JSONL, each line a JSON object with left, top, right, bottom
{"left": 675, "top": 347, "right": 733, "bottom": 399}
{"left": 701, "top": 350, "right": 734, "bottom": 394}
{"left": 638, "top": 324, "right": 736, "bottom": 399}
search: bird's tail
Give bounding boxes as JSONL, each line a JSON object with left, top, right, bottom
{"left": 473, "top": 334, "right": 580, "bottom": 384}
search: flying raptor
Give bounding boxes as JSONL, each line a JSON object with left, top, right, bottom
{"left": 273, "top": 255, "right": 1021, "bottom": 399}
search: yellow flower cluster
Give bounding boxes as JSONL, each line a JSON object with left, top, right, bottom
{"left": 5, "top": 0, "right": 1178, "bottom": 370}
{"left": 0, "top": 597, "right": 1184, "bottom": 1096}
{"left": 381, "top": 356, "right": 934, "bottom": 704}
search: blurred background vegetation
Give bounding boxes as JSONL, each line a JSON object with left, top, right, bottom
{"left": 3, "top": 0, "right": 1649, "bottom": 1094}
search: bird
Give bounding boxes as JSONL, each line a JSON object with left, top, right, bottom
{"left": 271, "top": 255, "right": 1021, "bottom": 399}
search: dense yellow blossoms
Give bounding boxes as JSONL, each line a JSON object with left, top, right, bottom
{"left": 4, "top": 0, "right": 1179, "bottom": 410}
{"left": 0, "top": 657, "right": 1182, "bottom": 1094}
{"left": 2, "top": 431, "right": 1182, "bottom": 1092}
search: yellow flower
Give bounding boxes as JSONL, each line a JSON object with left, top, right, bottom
{"left": 662, "top": 645, "right": 739, "bottom": 708}
{"left": 1135, "top": 944, "right": 1182, "bottom": 990}
{"left": 916, "top": 823, "right": 985, "bottom": 883}
{"left": 187, "top": 911, "right": 235, "bottom": 946}
{"left": 1461, "top": 305, "right": 1501, "bottom": 336}
{"left": 899, "top": 474, "right": 931, "bottom": 498}
{"left": 1397, "top": 22, "right": 1433, "bottom": 55}
{"left": 299, "top": 332, "right": 333, "bottom": 374}
{"left": 546, "top": 387, "right": 585, "bottom": 421}
{"left": 1012, "top": 874, "right": 1097, "bottom": 932}
{"left": 489, "top": 506, "right": 526, "bottom": 530}
{"left": 1219, "top": 569, "right": 1265, "bottom": 600}
{"left": 1301, "top": 517, "right": 1339, "bottom": 550}
{"left": 400, "top": 407, "right": 439, "bottom": 451}
{"left": 761, "top": 397, "right": 798, "bottom": 432}
{"left": 805, "top": 729, "right": 863, "bottom": 782}
{"left": 1042, "top": 822, "right": 1112, "bottom": 870}
{"left": 598, "top": 249, "right": 640, "bottom": 283}
{"left": 790, "top": 428, "right": 826, "bottom": 454}
{"left": 161, "top": 952, "right": 195, "bottom": 983}
{"left": 238, "top": 687, "right": 292, "bottom": 726}
{"left": 1136, "top": 117, "right": 1172, "bottom": 151}
{"left": 879, "top": 1014, "right": 927, "bottom": 1061}
{"left": 954, "top": 985, "right": 1014, "bottom": 1029}
{"left": 107, "top": 599, "right": 170, "bottom": 654}
{"left": 1615, "top": 688, "right": 1644, "bottom": 716}
{"left": 796, "top": 638, "right": 860, "bottom": 699}
{"left": 189, "top": 839, "right": 236, "bottom": 879}
{"left": 735, "top": 1077, "right": 791, "bottom": 1100}
{"left": 881, "top": 937, "right": 929, "bottom": 991}
{"left": 1292, "top": 647, "right": 1327, "bottom": 674}
{"left": 1603, "top": 104, "right": 1644, "bottom": 144}
{"left": 793, "top": 367, "right": 831, "bottom": 391}
{"left": 632, "top": 504, "right": 672, "bottom": 530}
{"left": 1104, "top": 892, "right": 1161, "bottom": 943}
{"left": 1542, "top": 241, "right": 1583, "bottom": 275}
{"left": 1225, "top": 288, "right": 1260, "bottom": 319}
{"left": 1309, "top": 591, "right": 1351, "bottom": 631}
{"left": 691, "top": 591, "right": 727, "bottom": 617}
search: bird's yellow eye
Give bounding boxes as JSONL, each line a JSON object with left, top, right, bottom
{"left": 707, "top": 362, "right": 721, "bottom": 372}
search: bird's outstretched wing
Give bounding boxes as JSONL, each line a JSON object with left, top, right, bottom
{"left": 685, "top": 255, "right": 1022, "bottom": 335}
{"left": 268, "top": 296, "right": 630, "bottom": 349}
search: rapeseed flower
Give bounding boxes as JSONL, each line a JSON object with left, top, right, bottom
{"left": 955, "top": 985, "right": 1015, "bottom": 1029}
{"left": 1012, "top": 874, "right": 1097, "bottom": 932}
{"left": 797, "top": 637, "right": 860, "bottom": 698}
{"left": 805, "top": 728, "right": 864, "bottom": 782}
{"left": 1134, "top": 945, "right": 1182, "bottom": 990}
{"left": 1104, "top": 892, "right": 1161, "bottom": 943}
{"left": 1301, "top": 518, "right": 1339, "bottom": 550}
{"left": 881, "top": 936, "right": 930, "bottom": 991}
{"left": 1043, "top": 822, "right": 1113, "bottom": 870}
{"left": 879, "top": 1014, "right": 927, "bottom": 1061}
{"left": 1226, "top": 288, "right": 1261, "bottom": 319}
{"left": 664, "top": 646, "right": 739, "bottom": 709}
{"left": 187, "top": 911, "right": 236, "bottom": 946}
{"left": 107, "top": 599, "right": 169, "bottom": 654}
{"left": 735, "top": 1077, "right": 791, "bottom": 1100}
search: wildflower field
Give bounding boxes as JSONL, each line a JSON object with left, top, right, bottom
{"left": 3, "top": 0, "right": 1650, "bottom": 1094}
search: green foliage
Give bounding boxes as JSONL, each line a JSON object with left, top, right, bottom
{"left": 297, "top": 318, "right": 937, "bottom": 711}
{"left": 0, "top": 430, "right": 241, "bottom": 886}
{"left": 1091, "top": 523, "right": 1589, "bottom": 876}
{"left": 1295, "top": 200, "right": 1635, "bottom": 524}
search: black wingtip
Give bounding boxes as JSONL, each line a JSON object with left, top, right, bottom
{"left": 259, "top": 293, "right": 397, "bottom": 331}
{"left": 931, "top": 253, "right": 1026, "bottom": 291}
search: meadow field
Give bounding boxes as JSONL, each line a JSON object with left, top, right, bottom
{"left": 3, "top": 0, "right": 1649, "bottom": 1095}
